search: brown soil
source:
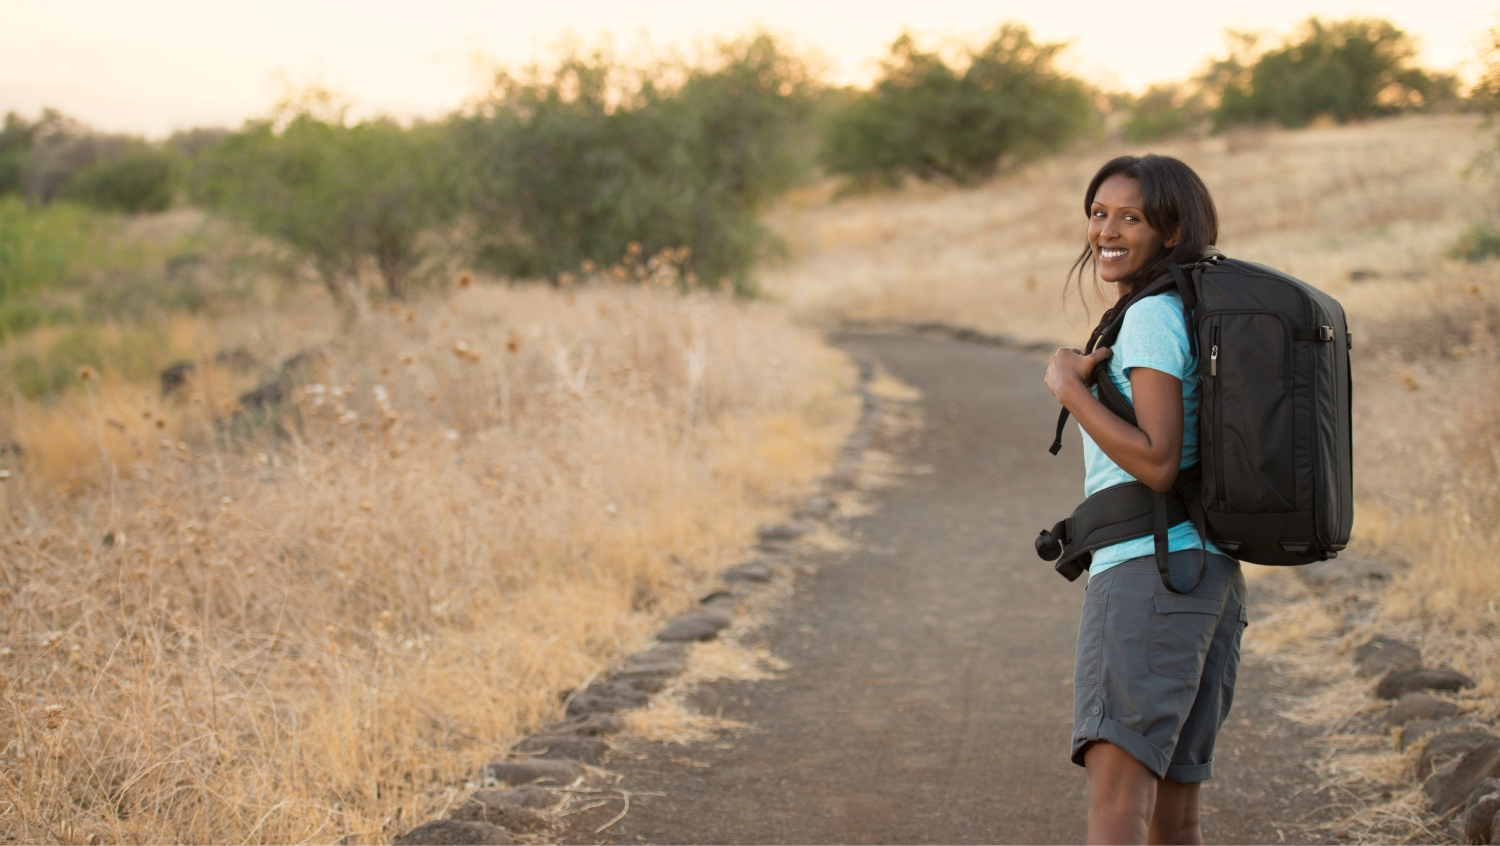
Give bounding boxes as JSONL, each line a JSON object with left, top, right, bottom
{"left": 555, "top": 333, "right": 1342, "bottom": 844}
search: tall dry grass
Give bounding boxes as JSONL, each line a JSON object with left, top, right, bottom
{"left": 0, "top": 281, "right": 857, "bottom": 843}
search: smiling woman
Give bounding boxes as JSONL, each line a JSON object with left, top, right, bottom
{"left": 1042, "top": 155, "right": 1240, "bottom": 845}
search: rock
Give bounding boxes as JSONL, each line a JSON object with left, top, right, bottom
{"left": 757, "top": 523, "right": 808, "bottom": 543}
{"left": 794, "top": 495, "right": 837, "bottom": 521}
{"left": 656, "top": 610, "right": 731, "bottom": 642}
{"left": 512, "top": 733, "right": 609, "bottom": 764}
{"left": 1377, "top": 667, "right": 1477, "bottom": 699}
{"left": 615, "top": 662, "right": 681, "bottom": 680}
{"left": 483, "top": 759, "right": 582, "bottom": 788}
{"left": 625, "top": 643, "right": 688, "bottom": 667}
{"left": 1302, "top": 559, "right": 1393, "bottom": 588}
{"left": 1465, "top": 794, "right": 1500, "bottom": 845}
{"left": 723, "top": 560, "right": 773, "bottom": 584}
{"left": 1401, "top": 720, "right": 1493, "bottom": 752}
{"left": 469, "top": 785, "right": 562, "bottom": 811}
{"left": 617, "top": 674, "right": 666, "bottom": 694}
{"left": 1468, "top": 778, "right": 1500, "bottom": 811}
{"left": 1388, "top": 692, "right": 1462, "bottom": 725}
{"left": 1355, "top": 635, "right": 1422, "bottom": 678}
{"left": 395, "top": 820, "right": 513, "bottom": 845}
{"left": 1349, "top": 268, "right": 1381, "bottom": 282}
{"left": 542, "top": 715, "right": 623, "bottom": 736}
{"left": 1425, "top": 740, "right": 1500, "bottom": 814}
{"left": 448, "top": 799, "right": 548, "bottom": 832}
{"left": 1420, "top": 732, "right": 1500, "bottom": 778}
{"left": 565, "top": 681, "right": 650, "bottom": 717}
{"left": 160, "top": 362, "right": 196, "bottom": 397}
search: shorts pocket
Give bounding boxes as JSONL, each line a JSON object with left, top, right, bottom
{"left": 1148, "top": 594, "right": 1221, "bottom": 680}
{"left": 1075, "top": 593, "right": 1108, "bottom": 687}
{"left": 1223, "top": 603, "right": 1249, "bottom": 689}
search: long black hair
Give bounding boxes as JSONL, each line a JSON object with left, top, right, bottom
{"left": 1067, "top": 154, "right": 1218, "bottom": 352}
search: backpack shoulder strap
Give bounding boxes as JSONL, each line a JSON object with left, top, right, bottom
{"left": 1048, "top": 272, "right": 1182, "bottom": 455}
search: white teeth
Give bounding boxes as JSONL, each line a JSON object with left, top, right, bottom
{"left": 1100, "top": 247, "right": 1126, "bottom": 259}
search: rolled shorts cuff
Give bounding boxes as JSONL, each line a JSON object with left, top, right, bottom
{"left": 1166, "top": 759, "right": 1214, "bottom": 783}
{"left": 1071, "top": 716, "right": 1171, "bottom": 779}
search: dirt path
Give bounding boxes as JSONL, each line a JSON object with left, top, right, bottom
{"left": 557, "top": 333, "right": 1337, "bottom": 845}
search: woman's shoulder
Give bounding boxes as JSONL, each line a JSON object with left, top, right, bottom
{"left": 1121, "top": 291, "right": 1188, "bottom": 337}
{"left": 1117, "top": 290, "right": 1191, "bottom": 363}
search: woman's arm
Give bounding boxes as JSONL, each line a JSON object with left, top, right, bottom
{"left": 1044, "top": 347, "right": 1184, "bottom": 493}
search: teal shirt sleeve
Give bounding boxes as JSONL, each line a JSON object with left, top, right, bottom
{"left": 1114, "top": 294, "right": 1192, "bottom": 384}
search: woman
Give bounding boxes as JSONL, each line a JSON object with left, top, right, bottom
{"left": 1043, "top": 155, "right": 1248, "bottom": 845}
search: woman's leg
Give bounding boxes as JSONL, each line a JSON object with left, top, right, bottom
{"left": 1148, "top": 779, "right": 1202, "bottom": 845}
{"left": 1084, "top": 742, "right": 1203, "bottom": 845}
{"left": 1084, "top": 741, "right": 1156, "bottom": 844}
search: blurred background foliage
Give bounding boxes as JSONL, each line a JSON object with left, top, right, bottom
{"left": 0, "top": 15, "right": 1488, "bottom": 396}
{"left": 821, "top": 25, "right": 1093, "bottom": 189}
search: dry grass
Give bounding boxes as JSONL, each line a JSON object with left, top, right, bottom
{"left": 0, "top": 281, "right": 858, "bottom": 843}
{"left": 764, "top": 114, "right": 1491, "bottom": 348}
{"left": 763, "top": 113, "right": 1500, "bottom": 843}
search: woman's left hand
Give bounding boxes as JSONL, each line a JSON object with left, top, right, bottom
{"left": 1044, "top": 346, "right": 1111, "bottom": 405}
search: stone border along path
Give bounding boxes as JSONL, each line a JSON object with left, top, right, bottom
{"left": 392, "top": 361, "right": 886, "bottom": 846}
{"left": 1299, "top": 558, "right": 1499, "bottom": 843}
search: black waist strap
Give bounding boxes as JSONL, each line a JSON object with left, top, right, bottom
{"left": 1037, "top": 465, "right": 1208, "bottom": 593}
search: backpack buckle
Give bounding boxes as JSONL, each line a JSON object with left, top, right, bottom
{"left": 1319, "top": 325, "right": 1335, "bottom": 341}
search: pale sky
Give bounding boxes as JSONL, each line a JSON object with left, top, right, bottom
{"left": 0, "top": 0, "right": 1493, "bottom": 137}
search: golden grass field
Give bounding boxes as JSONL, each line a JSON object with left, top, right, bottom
{"left": 764, "top": 112, "right": 1500, "bottom": 843}
{"left": 0, "top": 276, "right": 858, "bottom": 843}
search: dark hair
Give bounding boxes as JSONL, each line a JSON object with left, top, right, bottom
{"left": 1067, "top": 154, "right": 1218, "bottom": 351}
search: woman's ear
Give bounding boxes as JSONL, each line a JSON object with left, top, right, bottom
{"left": 1164, "top": 226, "right": 1182, "bottom": 249}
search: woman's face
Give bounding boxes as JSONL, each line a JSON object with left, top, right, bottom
{"left": 1088, "top": 174, "right": 1178, "bottom": 285}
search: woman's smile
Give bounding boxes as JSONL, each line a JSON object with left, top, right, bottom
{"left": 1087, "top": 173, "right": 1176, "bottom": 284}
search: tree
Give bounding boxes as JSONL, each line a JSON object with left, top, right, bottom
{"left": 460, "top": 33, "right": 818, "bottom": 291}
{"left": 195, "top": 106, "right": 456, "bottom": 301}
{"left": 1210, "top": 18, "right": 1458, "bottom": 129}
{"left": 821, "top": 25, "right": 1093, "bottom": 189}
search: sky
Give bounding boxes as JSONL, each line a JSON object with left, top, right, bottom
{"left": 0, "top": 0, "right": 1494, "bottom": 138}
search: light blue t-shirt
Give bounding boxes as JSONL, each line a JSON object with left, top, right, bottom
{"left": 1081, "top": 291, "right": 1222, "bottom": 577}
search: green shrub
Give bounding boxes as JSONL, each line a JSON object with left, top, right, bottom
{"left": 0, "top": 112, "right": 36, "bottom": 197}
{"left": 195, "top": 111, "right": 457, "bottom": 300}
{"left": 1122, "top": 84, "right": 1205, "bottom": 142}
{"left": 1209, "top": 18, "right": 1458, "bottom": 130}
{"left": 821, "top": 25, "right": 1093, "bottom": 189}
{"left": 0, "top": 196, "right": 97, "bottom": 304}
{"left": 460, "top": 33, "right": 818, "bottom": 291}
{"left": 1450, "top": 222, "right": 1500, "bottom": 263}
{"left": 63, "top": 147, "right": 177, "bottom": 213}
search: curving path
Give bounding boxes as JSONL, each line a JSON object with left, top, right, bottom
{"left": 557, "top": 332, "right": 1334, "bottom": 845}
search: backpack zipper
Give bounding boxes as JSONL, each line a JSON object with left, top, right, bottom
{"left": 1209, "top": 322, "right": 1225, "bottom": 509}
{"left": 1210, "top": 326, "right": 1219, "bottom": 376}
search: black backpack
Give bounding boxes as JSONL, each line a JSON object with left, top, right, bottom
{"left": 1036, "top": 249, "right": 1353, "bottom": 592}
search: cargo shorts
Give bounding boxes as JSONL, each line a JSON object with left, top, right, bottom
{"left": 1071, "top": 550, "right": 1248, "bottom": 782}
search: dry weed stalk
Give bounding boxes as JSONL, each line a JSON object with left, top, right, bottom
{"left": 0, "top": 282, "right": 857, "bottom": 843}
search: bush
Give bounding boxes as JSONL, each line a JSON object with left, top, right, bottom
{"left": 0, "top": 112, "right": 36, "bottom": 197}
{"left": 195, "top": 110, "right": 457, "bottom": 300}
{"left": 1450, "top": 222, "right": 1500, "bottom": 263}
{"left": 1210, "top": 18, "right": 1458, "bottom": 130}
{"left": 0, "top": 196, "right": 97, "bottom": 306}
{"left": 1122, "top": 84, "right": 1205, "bottom": 142}
{"left": 62, "top": 146, "right": 176, "bottom": 213}
{"left": 821, "top": 25, "right": 1093, "bottom": 189}
{"left": 460, "top": 33, "right": 817, "bottom": 291}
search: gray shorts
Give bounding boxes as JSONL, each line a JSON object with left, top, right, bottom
{"left": 1071, "top": 551, "right": 1247, "bottom": 782}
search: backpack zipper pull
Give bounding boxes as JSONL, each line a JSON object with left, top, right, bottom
{"left": 1210, "top": 344, "right": 1219, "bottom": 376}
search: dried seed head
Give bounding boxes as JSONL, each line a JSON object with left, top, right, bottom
{"left": 456, "top": 271, "right": 474, "bottom": 289}
{"left": 76, "top": 365, "right": 96, "bottom": 382}
{"left": 580, "top": 259, "right": 597, "bottom": 274}
{"left": 155, "top": 418, "right": 167, "bottom": 430}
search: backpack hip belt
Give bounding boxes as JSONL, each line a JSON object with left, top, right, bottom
{"left": 1036, "top": 465, "right": 1208, "bottom": 593}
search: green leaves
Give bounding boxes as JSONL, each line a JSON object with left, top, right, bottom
{"left": 821, "top": 25, "right": 1093, "bottom": 190}
{"left": 460, "top": 33, "right": 818, "bottom": 293}
{"left": 1210, "top": 18, "right": 1458, "bottom": 130}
